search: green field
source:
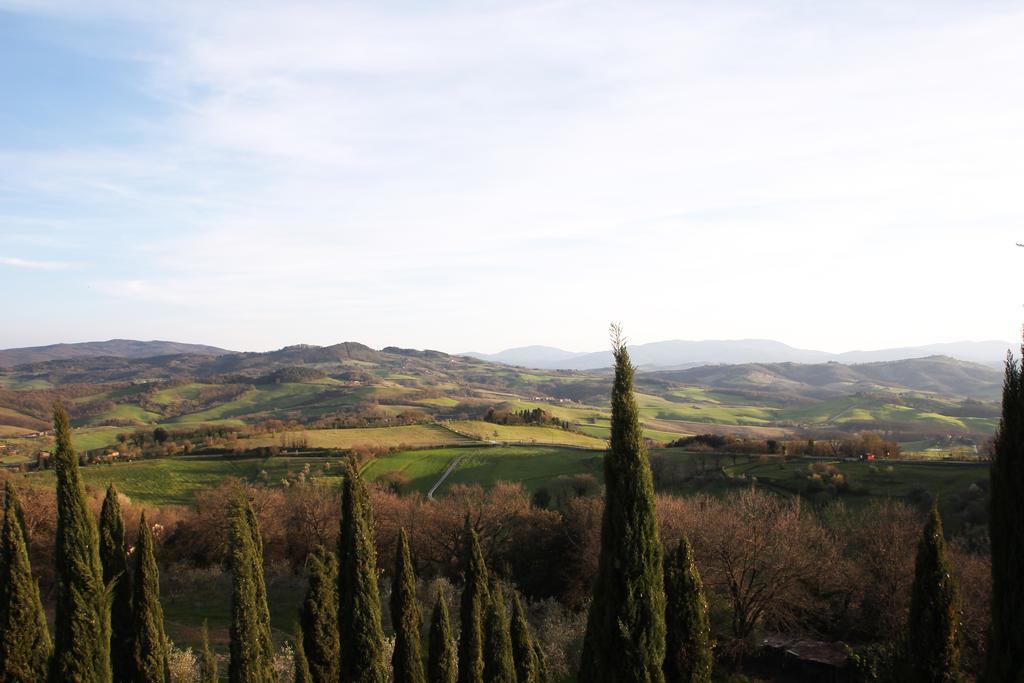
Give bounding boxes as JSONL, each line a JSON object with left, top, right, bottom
{"left": 448, "top": 420, "right": 608, "bottom": 448}
{"left": 19, "top": 455, "right": 348, "bottom": 506}
{"left": 238, "top": 424, "right": 475, "bottom": 450}
{"left": 361, "top": 448, "right": 461, "bottom": 492}
{"left": 162, "top": 380, "right": 371, "bottom": 425}
{"left": 361, "top": 445, "right": 605, "bottom": 495}
{"left": 71, "top": 426, "right": 126, "bottom": 451}
{"left": 439, "top": 446, "right": 604, "bottom": 494}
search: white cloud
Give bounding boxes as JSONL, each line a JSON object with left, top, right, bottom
{"left": 0, "top": 256, "right": 73, "bottom": 270}
{"left": 2, "top": 1, "right": 1023, "bottom": 352}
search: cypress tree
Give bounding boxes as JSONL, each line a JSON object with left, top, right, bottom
{"left": 199, "top": 620, "right": 217, "bottom": 683}
{"left": 427, "top": 592, "right": 456, "bottom": 683}
{"left": 906, "top": 505, "right": 960, "bottom": 682}
{"left": 391, "top": 529, "right": 426, "bottom": 683}
{"left": 131, "top": 512, "right": 169, "bottom": 682}
{"left": 338, "top": 458, "right": 388, "bottom": 683}
{"left": 510, "top": 591, "right": 540, "bottom": 683}
{"left": 100, "top": 483, "right": 134, "bottom": 683}
{"left": 457, "top": 522, "right": 489, "bottom": 683}
{"left": 299, "top": 545, "right": 339, "bottom": 683}
{"left": 228, "top": 496, "right": 275, "bottom": 683}
{"left": 0, "top": 482, "right": 52, "bottom": 682}
{"left": 663, "top": 538, "right": 712, "bottom": 683}
{"left": 580, "top": 327, "right": 667, "bottom": 683}
{"left": 293, "top": 622, "right": 312, "bottom": 683}
{"left": 533, "top": 642, "right": 550, "bottom": 683}
{"left": 482, "top": 583, "right": 515, "bottom": 683}
{"left": 50, "top": 401, "right": 111, "bottom": 683}
{"left": 986, "top": 349, "right": 1024, "bottom": 681}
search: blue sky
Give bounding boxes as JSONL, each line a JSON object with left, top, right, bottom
{"left": 1, "top": 1, "right": 1022, "bottom": 354}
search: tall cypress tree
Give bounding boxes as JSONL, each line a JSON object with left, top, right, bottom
{"left": 533, "top": 642, "right": 550, "bottom": 683}
{"left": 100, "top": 483, "right": 134, "bottom": 683}
{"left": 293, "top": 622, "right": 312, "bottom": 683}
{"left": 580, "top": 327, "right": 666, "bottom": 683}
{"left": 338, "top": 458, "right": 388, "bottom": 683}
{"left": 986, "top": 349, "right": 1024, "bottom": 681}
{"left": 663, "top": 538, "right": 712, "bottom": 683}
{"left": 228, "top": 496, "right": 275, "bottom": 683}
{"left": 391, "top": 529, "right": 426, "bottom": 683}
{"left": 906, "top": 505, "right": 960, "bottom": 682}
{"left": 427, "top": 592, "right": 456, "bottom": 683}
{"left": 199, "top": 620, "right": 217, "bottom": 683}
{"left": 457, "top": 522, "right": 489, "bottom": 683}
{"left": 510, "top": 592, "right": 540, "bottom": 683}
{"left": 50, "top": 401, "right": 111, "bottom": 683}
{"left": 299, "top": 545, "right": 339, "bottom": 683}
{"left": 482, "top": 584, "right": 515, "bottom": 683}
{"left": 0, "top": 482, "right": 52, "bottom": 682}
{"left": 131, "top": 512, "right": 169, "bottom": 682}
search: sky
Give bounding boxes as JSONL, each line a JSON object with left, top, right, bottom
{"left": 1, "top": 1, "right": 1022, "bottom": 354}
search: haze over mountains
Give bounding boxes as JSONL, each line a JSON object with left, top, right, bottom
{"left": 465, "top": 339, "right": 1016, "bottom": 370}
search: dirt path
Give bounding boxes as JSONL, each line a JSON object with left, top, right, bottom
{"left": 428, "top": 453, "right": 467, "bottom": 500}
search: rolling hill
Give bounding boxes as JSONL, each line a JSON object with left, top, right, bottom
{"left": 0, "top": 339, "right": 1003, "bottom": 462}
{"left": 0, "top": 339, "right": 232, "bottom": 367}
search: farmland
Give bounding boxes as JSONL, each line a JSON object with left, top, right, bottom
{"left": 236, "top": 424, "right": 475, "bottom": 450}
{"left": 0, "top": 342, "right": 1001, "bottom": 507}
{"left": 18, "top": 455, "right": 348, "bottom": 506}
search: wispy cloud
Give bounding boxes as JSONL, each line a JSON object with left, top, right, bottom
{"left": 0, "top": 2, "right": 1022, "bottom": 351}
{"left": 0, "top": 256, "right": 74, "bottom": 270}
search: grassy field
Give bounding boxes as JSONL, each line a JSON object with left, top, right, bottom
{"left": 447, "top": 421, "right": 608, "bottom": 448}
{"left": 19, "top": 455, "right": 348, "bottom": 506}
{"left": 439, "top": 446, "right": 604, "bottom": 494}
{"left": 237, "top": 424, "right": 475, "bottom": 450}
{"left": 161, "top": 381, "right": 371, "bottom": 425}
{"left": 16, "top": 444, "right": 607, "bottom": 505}
{"left": 718, "top": 456, "right": 987, "bottom": 500}
{"left": 360, "top": 448, "right": 461, "bottom": 493}
{"left": 360, "top": 445, "right": 605, "bottom": 495}
{"left": 71, "top": 426, "right": 127, "bottom": 451}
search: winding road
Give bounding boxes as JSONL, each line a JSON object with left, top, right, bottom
{"left": 427, "top": 453, "right": 467, "bottom": 500}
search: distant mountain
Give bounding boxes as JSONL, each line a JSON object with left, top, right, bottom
{"left": 462, "top": 345, "right": 591, "bottom": 367}
{"left": 834, "top": 341, "right": 1014, "bottom": 366}
{"left": 644, "top": 355, "right": 1003, "bottom": 402}
{"left": 465, "top": 339, "right": 1014, "bottom": 371}
{"left": 0, "top": 339, "right": 232, "bottom": 367}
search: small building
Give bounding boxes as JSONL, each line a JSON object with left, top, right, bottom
{"left": 757, "top": 635, "right": 850, "bottom": 682}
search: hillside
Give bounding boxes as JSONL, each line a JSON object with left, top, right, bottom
{"left": 0, "top": 342, "right": 1002, "bottom": 460}
{"left": 0, "top": 339, "right": 232, "bottom": 367}
{"left": 644, "top": 356, "right": 1002, "bottom": 402}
